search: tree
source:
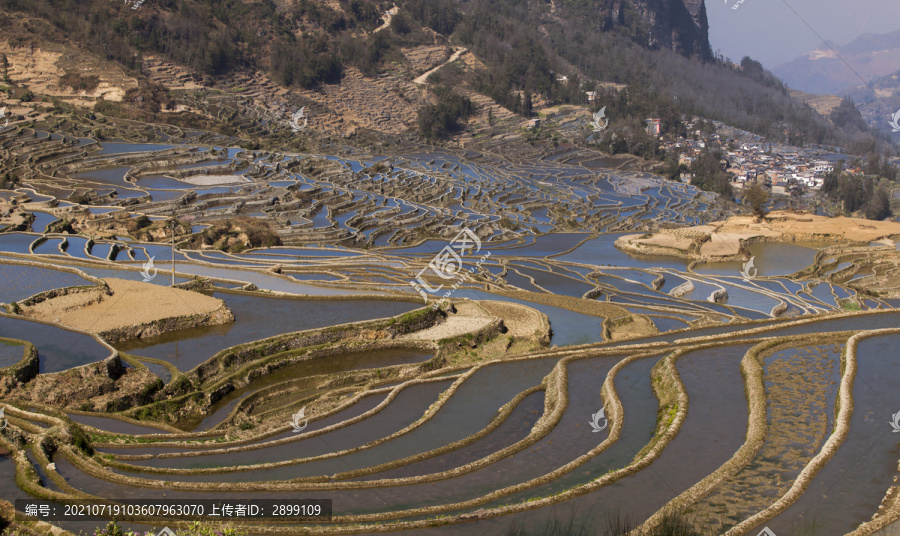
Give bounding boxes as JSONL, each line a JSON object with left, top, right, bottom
{"left": 744, "top": 181, "right": 769, "bottom": 220}
{"left": 866, "top": 183, "right": 893, "bottom": 221}
{"left": 417, "top": 87, "right": 476, "bottom": 140}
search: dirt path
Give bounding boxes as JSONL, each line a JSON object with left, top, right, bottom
{"left": 413, "top": 48, "right": 468, "bottom": 85}
{"left": 373, "top": 6, "right": 399, "bottom": 34}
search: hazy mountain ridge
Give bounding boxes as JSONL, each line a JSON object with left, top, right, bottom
{"left": 773, "top": 30, "right": 900, "bottom": 95}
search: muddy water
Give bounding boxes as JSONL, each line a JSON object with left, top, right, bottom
{"left": 125, "top": 379, "right": 455, "bottom": 475}
{"left": 768, "top": 332, "right": 900, "bottom": 535}
{"left": 497, "top": 233, "right": 590, "bottom": 257}
{"left": 0, "top": 315, "right": 110, "bottom": 373}
{"left": 556, "top": 234, "right": 689, "bottom": 270}
{"left": 350, "top": 391, "right": 546, "bottom": 482}
{"left": 144, "top": 360, "right": 556, "bottom": 482}
{"left": 154, "top": 262, "right": 364, "bottom": 295}
{"left": 691, "top": 344, "right": 842, "bottom": 533}
{"left": 0, "top": 340, "right": 25, "bottom": 367}
{"left": 0, "top": 451, "right": 31, "bottom": 505}
{"left": 184, "top": 347, "right": 433, "bottom": 432}
{"left": 421, "top": 343, "right": 754, "bottom": 535}
{"left": 513, "top": 266, "right": 594, "bottom": 298}
{"left": 477, "top": 352, "right": 663, "bottom": 508}
{"left": 694, "top": 242, "right": 831, "bottom": 278}
{"left": 114, "top": 293, "right": 419, "bottom": 371}
{"left": 98, "top": 392, "right": 392, "bottom": 457}
{"left": 311, "top": 355, "right": 619, "bottom": 515}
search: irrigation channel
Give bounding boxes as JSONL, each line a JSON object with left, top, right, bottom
{"left": 0, "top": 138, "right": 899, "bottom": 536}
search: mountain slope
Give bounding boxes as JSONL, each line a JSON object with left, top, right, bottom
{"left": 773, "top": 30, "right": 900, "bottom": 95}
{"left": 0, "top": 0, "right": 888, "bottom": 154}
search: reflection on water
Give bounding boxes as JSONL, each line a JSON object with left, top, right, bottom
{"left": 115, "top": 292, "right": 420, "bottom": 371}
{"left": 0, "top": 262, "right": 91, "bottom": 303}
{"left": 0, "top": 315, "right": 110, "bottom": 373}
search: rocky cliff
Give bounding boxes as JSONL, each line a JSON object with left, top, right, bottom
{"left": 633, "top": 0, "right": 711, "bottom": 60}
{"left": 601, "top": 0, "right": 711, "bottom": 60}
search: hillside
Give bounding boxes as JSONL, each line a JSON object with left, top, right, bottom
{"left": 0, "top": 0, "right": 890, "bottom": 156}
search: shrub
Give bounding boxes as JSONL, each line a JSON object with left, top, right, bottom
{"left": 417, "top": 87, "right": 476, "bottom": 140}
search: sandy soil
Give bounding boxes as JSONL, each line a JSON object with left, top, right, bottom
{"left": 0, "top": 200, "right": 29, "bottom": 229}
{"left": 403, "top": 301, "right": 496, "bottom": 341}
{"left": 618, "top": 211, "right": 900, "bottom": 260}
{"left": 0, "top": 44, "right": 136, "bottom": 106}
{"left": 180, "top": 175, "right": 249, "bottom": 186}
{"left": 23, "top": 278, "right": 229, "bottom": 334}
{"left": 477, "top": 300, "right": 543, "bottom": 338}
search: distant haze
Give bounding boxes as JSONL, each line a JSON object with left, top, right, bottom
{"left": 707, "top": 0, "right": 900, "bottom": 70}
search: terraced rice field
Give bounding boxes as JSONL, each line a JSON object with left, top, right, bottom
{"left": 1, "top": 136, "right": 900, "bottom": 536}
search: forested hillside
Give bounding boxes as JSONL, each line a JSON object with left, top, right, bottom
{"left": 0, "top": 0, "right": 893, "bottom": 156}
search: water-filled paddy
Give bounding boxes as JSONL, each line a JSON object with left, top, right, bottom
{"left": 0, "top": 233, "right": 38, "bottom": 254}
{"left": 0, "top": 340, "right": 25, "bottom": 368}
{"left": 114, "top": 293, "right": 420, "bottom": 371}
{"left": 556, "top": 233, "right": 690, "bottom": 270}
{"left": 128, "top": 379, "right": 456, "bottom": 478}
{"left": 0, "top": 315, "right": 110, "bottom": 373}
{"left": 768, "top": 332, "right": 900, "bottom": 535}
{"left": 0, "top": 262, "right": 92, "bottom": 303}
{"left": 156, "top": 262, "right": 365, "bottom": 295}
{"left": 186, "top": 347, "right": 433, "bottom": 431}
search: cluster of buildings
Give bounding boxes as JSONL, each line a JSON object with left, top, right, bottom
{"left": 661, "top": 121, "right": 862, "bottom": 196}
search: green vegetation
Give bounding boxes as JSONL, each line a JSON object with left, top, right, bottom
{"left": 689, "top": 150, "right": 733, "bottom": 199}
{"left": 822, "top": 161, "right": 895, "bottom": 220}
{"left": 417, "top": 87, "right": 476, "bottom": 140}
{"left": 743, "top": 181, "right": 769, "bottom": 219}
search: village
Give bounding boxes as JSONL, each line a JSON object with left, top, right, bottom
{"left": 661, "top": 119, "right": 864, "bottom": 200}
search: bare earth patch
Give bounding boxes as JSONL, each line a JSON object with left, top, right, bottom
{"left": 477, "top": 300, "right": 543, "bottom": 338}
{"left": 180, "top": 175, "right": 249, "bottom": 186}
{"left": 402, "top": 301, "right": 495, "bottom": 341}
{"left": 22, "top": 278, "right": 232, "bottom": 337}
{"left": 617, "top": 211, "right": 900, "bottom": 261}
